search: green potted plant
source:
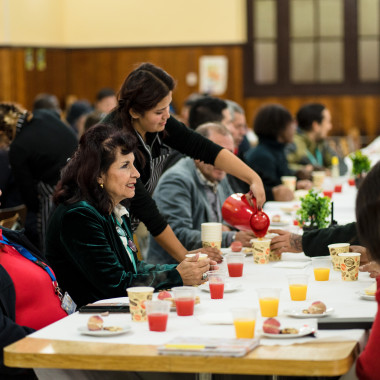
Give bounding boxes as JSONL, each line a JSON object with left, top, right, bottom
{"left": 296, "top": 189, "right": 331, "bottom": 230}
{"left": 349, "top": 150, "right": 371, "bottom": 188}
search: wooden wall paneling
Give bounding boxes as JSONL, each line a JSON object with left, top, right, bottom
{"left": 1, "top": 45, "right": 380, "bottom": 139}
{"left": 23, "top": 49, "right": 68, "bottom": 111}
{"left": 12, "top": 49, "right": 27, "bottom": 109}
{"left": 0, "top": 48, "right": 13, "bottom": 102}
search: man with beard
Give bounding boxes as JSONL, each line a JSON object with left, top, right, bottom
{"left": 286, "top": 103, "right": 347, "bottom": 176}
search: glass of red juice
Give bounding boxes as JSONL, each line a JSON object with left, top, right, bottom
{"left": 207, "top": 272, "right": 225, "bottom": 299}
{"left": 322, "top": 190, "right": 333, "bottom": 198}
{"left": 334, "top": 184, "right": 342, "bottom": 193}
{"left": 146, "top": 300, "right": 170, "bottom": 332}
{"left": 226, "top": 252, "right": 245, "bottom": 277}
{"left": 172, "top": 286, "right": 196, "bottom": 316}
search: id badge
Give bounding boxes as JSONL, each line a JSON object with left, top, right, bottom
{"left": 61, "top": 292, "right": 77, "bottom": 314}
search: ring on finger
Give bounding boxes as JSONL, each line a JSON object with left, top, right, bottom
{"left": 201, "top": 272, "right": 208, "bottom": 281}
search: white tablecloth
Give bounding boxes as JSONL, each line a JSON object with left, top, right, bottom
{"left": 31, "top": 255, "right": 376, "bottom": 348}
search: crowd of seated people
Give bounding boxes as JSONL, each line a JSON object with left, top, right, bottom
{"left": 1, "top": 62, "right": 378, "bottom": 380}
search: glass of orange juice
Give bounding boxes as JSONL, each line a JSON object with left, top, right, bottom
{"left": 231, "top": 308, "right": 257, "bottom": 339}
{"left": 287, "top": 274, "right": 308, "bottom": 301}
{"left": 257, "top": 288, "right": 281, "bottom": 317}
{"left": 311, "top": 256, "right": 332, "bottom": 281}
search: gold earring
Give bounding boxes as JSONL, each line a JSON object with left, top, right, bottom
{"left": 100, "top": 183, "right": 104, "bottom": 189}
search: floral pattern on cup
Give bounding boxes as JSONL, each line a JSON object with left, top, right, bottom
{"left": 339, "top": 253, "right": 361, "bottom": 281}
{"left": 328, "top": 243, "right": 350, "bottom": 271}
{"left": 252, "top": 239, "right": 270, "bottom": 264}
{"left": 202, "top": 241, "right": 221, "bottom": 249}
{"left": 127, "top": 287, "right": 154, "bottom": 322}
{"left": 265, "top": 233, "right": 281, "bottom": 262}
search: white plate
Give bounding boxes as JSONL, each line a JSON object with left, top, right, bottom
{"left": 198, "top": 282, "right": 242, "bottom": 293}
{"left": 284, "top": 307, "right": 334, "bottom": 318}
{"left": 221, "top": 247, "right": 246, "bottom": 256}
{"left": 260, "top": 326, "right": 315, "bottom": 339}
{"left": 357, "top": 290, "right": 376, "bottom": 301}
{"left": 270, "top": 220, "right": 291, "bottom": 227}
{"left": 280, "top": 206, "right": 300, "bottom": 214}
{"left": 78, "top": 325, "right": 131, "bottom": 337}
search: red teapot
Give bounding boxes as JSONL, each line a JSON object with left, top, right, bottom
{"left": 222, "top": 193, "right": 270, "bottom": 238}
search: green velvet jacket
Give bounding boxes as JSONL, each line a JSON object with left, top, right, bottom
{"left": 45, "top": 201, "right": 182, "bottom": 307}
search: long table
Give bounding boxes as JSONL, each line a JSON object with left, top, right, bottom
{"left": 4, "top": 251, "right": 376, "bottom": 377}
{"left": 5, "top": 180, "right": 374, "bottom": 377}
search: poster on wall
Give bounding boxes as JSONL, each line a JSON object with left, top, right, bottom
{"left": 199, "top": 56, "right": 228, "bottom": 95}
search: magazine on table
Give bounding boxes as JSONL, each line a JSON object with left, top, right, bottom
{"left": 158, "top": 337, "right": 259, "bottom": 357}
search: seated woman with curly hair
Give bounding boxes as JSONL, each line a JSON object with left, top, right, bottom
{"left": 46, "top": 124, "right": 211, "bottom": 308}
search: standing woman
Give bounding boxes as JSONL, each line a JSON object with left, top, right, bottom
{"left": 104, "top": 63, "right": 265, "bottom": 263}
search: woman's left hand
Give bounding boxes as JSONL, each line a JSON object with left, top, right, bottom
{"left": 176, "top": 254, "right": 215, "bottom": 285}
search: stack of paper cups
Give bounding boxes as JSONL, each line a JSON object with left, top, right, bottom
{"left": 201, "top": 222, "right": 222, "bottom": 249}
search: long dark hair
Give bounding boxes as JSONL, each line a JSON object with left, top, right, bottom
{"left": 114, "top": 63, "right": 175, "bottom": 133}
{"left": 356, "top": 161, "right": 380, "bottom": 261}
{"left": 54, "top": 123, "right": 137, "bottom": 214}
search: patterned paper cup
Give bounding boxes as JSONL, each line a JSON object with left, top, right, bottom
{"left": 265, "top": 233, "right": 281, "bottom": 262}
{"left": 252, "top": 238, "right": 271, "bottom": 264}
{"left": 281, "top": 176, "right": 297, "bottom": 192}
{"left": 201, "top": 222, "right": 222, "bottom": 249}
{"left": 338, "top": 252, "right": 361, "bottom": 281}
{"left": 126, "top": 286, "right": 154, "bottom": 322}
{"left": 328, "top": 243, "right": 350, "bottom": 271}
{"left": 312, "top": 171, "right": 326, "bottom": 189}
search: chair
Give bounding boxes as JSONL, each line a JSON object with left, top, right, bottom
{"left": 0, "top": 204, "right": 27, "bottom": 230}
{"left": 0, "top": 213, "right": 20, "bottom": 229}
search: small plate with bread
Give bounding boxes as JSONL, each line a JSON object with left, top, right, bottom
{"left": 357, "top": 282, "right": 376, "bottom": 301}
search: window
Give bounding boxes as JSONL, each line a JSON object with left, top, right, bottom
{"left": 244, "top": 0, "right": 380, "bottom": 96}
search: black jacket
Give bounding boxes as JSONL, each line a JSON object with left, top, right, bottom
{"left": 245, "top": 138, "right": 294, "bottom": 201}
{"left": 302, "top": 222, "right": 359, "bottom": 257}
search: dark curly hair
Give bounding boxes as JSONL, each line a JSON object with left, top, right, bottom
{"left": 54, "top": 123, "right": 137, "bottom": 214}
{"left": 253, "top": 104, "right": 293, "bottom": 140}
{"left": 0, "top": 103, "right": 29, "bottom": 148}
{"left": 114, "top": 63, "right": 175, "bottom": 134}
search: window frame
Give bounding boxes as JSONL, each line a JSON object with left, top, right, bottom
{"left": 244, "top": 0, "right": 380, "bottom": 97}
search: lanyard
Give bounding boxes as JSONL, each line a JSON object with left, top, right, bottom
{"left": 112, "top": 215, "right": 137, "bottom": 273}
{"left": 0, "top": 236, "right": 62, "bottom": 298}
{"left": 306, "top": 147, "right": 323, "bottom": 166}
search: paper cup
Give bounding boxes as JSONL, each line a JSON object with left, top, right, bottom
{"left": 281, "top": 176, "right": 297, "bottom": 192}
{"left": 252, "top": 238, "right": 270, "bottom": 264}
{"left": 201, "top": 222, "right": 222, "bottom": 249}
{"left": 328, "top": 243, "right": 350, "bottom": 271}
{"left": 312, "top": 171, "right": 326, "bottom": 189}
{"left": 338, "top": 252, "right": 361, "bottom": 281}
{"left": 126, "top": 286, "right": 154, "bottom": 322}
{"left": 265, "top": 233, "right": 281, "bottom": 262}
{"left": 185, "top": 253, "right": 208, "bottom": 261}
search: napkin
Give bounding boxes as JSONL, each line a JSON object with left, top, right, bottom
{"left": 273, "top": 261, "right": 311, "bottom": 269}
{"left": 197, "top": 313, "right": 233, "bottom": 325}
